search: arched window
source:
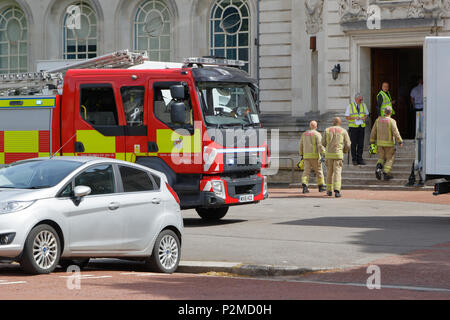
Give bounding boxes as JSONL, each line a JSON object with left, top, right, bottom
{"left": 134, "top": 0, "right": 171, "bottom": 62}
{"left": 210, "top": 0, "right": 250, "bottom": 72}
{"left": 63, "top": 2, "right": 97, "bottom": 59}
{"left": 0, "top": 5, "right": 28, "bottom": 73}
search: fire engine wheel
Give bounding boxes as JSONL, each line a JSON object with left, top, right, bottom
{"left": 196, "top": 207, "right": 229, "bottom": 221}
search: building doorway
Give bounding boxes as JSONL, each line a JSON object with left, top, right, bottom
{"left": 371, "top": 48, "right": 423, "bottom": 139}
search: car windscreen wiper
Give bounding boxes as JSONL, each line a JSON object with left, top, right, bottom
{"left": 27, "top": 186, "right": 51, "bottom": 189}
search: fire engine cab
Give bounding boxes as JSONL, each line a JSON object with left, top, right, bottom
{"left": 0, "top": 51, "right": 268, "bottom": 220}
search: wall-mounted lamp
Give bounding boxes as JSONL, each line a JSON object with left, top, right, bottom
{"left": 331, "top": 64, "right": 341, "bottom": 80}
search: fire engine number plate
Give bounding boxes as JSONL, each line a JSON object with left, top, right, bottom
{"left": 238, "top": 194, "right": 254, "bottom": 203}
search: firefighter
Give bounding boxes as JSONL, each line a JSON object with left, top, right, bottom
{"left": 299, "top": 120, "right": 326, "bottom": 194}
{"left": 370, "top": 106, "right": 403, "bottom": 181}
{"left": 322, "top": 117, "right": 351, "bottom": 198}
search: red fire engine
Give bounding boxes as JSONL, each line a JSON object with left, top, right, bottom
{"left": 0, "top": 51, "right": 268, "bottom": 220}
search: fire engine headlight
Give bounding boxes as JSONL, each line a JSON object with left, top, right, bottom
{"left": 0, "top": 201, "right": 35, "bottom": 214}
{"left": 211, "top": 180, "right": 226, "bottom": 199}
{"left": 263, "top": 176, "right": 268, "bottom": 197}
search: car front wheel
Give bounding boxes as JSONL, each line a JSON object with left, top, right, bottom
{"left": 20, "top": 224, "right": 61, "bottom": 274}
{"left": 145, "top": 230, "right": 180, "bottom": 273}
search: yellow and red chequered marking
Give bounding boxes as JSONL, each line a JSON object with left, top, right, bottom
{"left": 0, "top": 130, "right": 50, "bottom": 164}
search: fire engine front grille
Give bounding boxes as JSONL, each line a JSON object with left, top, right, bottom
{"left": 234, "top": 184, "right": 255, "bottom": 195}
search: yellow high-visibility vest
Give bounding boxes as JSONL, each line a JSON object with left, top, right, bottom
{"left": 348, "top": 102, "right": 367, "bottom": 128}
{"left": 377, "top": 90, "right": 395, "bottom": 117}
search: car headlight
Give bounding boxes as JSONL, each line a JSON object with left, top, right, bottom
{"left": 0, "top": 201, "right": 35, "bottom": 214}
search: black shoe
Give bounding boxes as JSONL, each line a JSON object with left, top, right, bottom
{"left": 302, "top": 184, "right": 310, "bottom": 194}
{"left": 334, "top": 190, "right": 341, "bottom": 198}
{"left": 358, "top": 159, "right": 366, "bottom": 165}
{"left": 352, "top": 160, "right": 358, "bottom": 166}
{"left": 415, "top": 181, "right": 424, "bottom": 187}
{"left": 326, "top": 191, "right": 333, "bottom": 197}
{"left": 318, "top": 185, "right": 326, "bottom": 193}
{"left": 383, "top": 173, "right": 393, "bottom": 181}
{"left": 375, "top": 163, "right": 383, "bottom": 180}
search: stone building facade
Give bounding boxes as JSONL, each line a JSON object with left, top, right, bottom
{"left": 1, "top": 0, "right": 449, "bottom": 179}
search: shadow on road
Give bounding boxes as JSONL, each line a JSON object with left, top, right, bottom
{"left": 277, "top": 216, "right": 450, "bottom": 255}
{"left": 183, "top": 218, "right": 247, "bottom": 228}
{"left": 278, "top": 216, "right": 450, "bottom": 228}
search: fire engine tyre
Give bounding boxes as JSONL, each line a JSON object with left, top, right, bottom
{"left": 145, "top": 230, "right": 181, "bottom": 274}
{"left": 59, "top": 258, "right": 90, "bottom": 271}
{"left": 20, "top": 224, "right": 61, "bottom": 275}
{"left": 196, "top": 207, "right": 229, "bottom": 221}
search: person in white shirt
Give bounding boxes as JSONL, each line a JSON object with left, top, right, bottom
{"left": 410, "top": 78, "right": 423, "bottom": 111}
{"left": 410, "top": 78, "right": 424, "bottom": 138}
{"left": 345, "top": 93, "right": 369, "bottom": 165}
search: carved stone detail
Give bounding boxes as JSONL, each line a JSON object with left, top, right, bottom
{"left": 305, "top": 0, "right": 324, "bottom": 34}
{"left": 407, "top": 0, "right": 450, "bottom": 19}
{"left": 337, "top": 0, "right": 450, "bottom": 22}
{"left": 338, "top": 0, "right": 367, "bottom": 23}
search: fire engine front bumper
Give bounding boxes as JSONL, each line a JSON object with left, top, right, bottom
{"left": 199, "top": 174, "right": 268, "bottom": 208}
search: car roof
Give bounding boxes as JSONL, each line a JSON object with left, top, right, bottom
{"left": 25, "top": 156, "right": 147, "bottom": 168}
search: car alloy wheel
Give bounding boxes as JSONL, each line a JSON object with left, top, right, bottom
{"left": 32, "top": 230, "right": 58, "bottom": 270}
{"left": 146, "top": 229, "right": 181, "bottom": 273}
{"left": 158, "top": 234, "right": 179, "bottom": 271}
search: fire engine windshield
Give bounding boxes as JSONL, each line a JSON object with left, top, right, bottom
{"left": 197, "top": 82, "right": 260, "bottom": 127}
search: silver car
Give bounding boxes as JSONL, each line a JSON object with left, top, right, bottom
{"left": 0, "top": 157, "right": 183, "bottom": 274}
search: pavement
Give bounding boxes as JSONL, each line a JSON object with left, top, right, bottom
{"left": 181, "top": 189, "right": 450, "bottom": 270}
{"left": 0, "top": 188, "right": 449, "bottom": 299}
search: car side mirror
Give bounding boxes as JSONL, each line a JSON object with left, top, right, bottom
{"left": 171, "top": 101, "right": 187, "bottom": 124}
{"left": 73, "top": 185, "right": 91, "bottom": 198}
{"left": 170, "top": 85, "right": 185, "bottom": 100}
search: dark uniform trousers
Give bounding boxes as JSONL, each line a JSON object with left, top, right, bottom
{"left": 349, "top": 126, "right": 365, "bottom": 163}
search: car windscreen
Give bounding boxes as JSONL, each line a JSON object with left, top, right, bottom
{"left": 197, "top": 82, "right": 260, "bottom": 127}
{"left": 0, "top": 160, "right": 83, "bottom": 189}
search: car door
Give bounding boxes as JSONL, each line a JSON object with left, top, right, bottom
{"left": 59, "top": 164, "right": 124, "bottom": 253}
{"left": 114, "top": 165, "right": 165, "bottom": 251}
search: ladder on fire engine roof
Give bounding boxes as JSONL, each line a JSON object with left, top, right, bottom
{"left": 0, "top": 50, "right": 149, "bottom": 96}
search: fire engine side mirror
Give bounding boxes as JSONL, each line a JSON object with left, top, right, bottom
{"left": 170, "top": 85, "right": 185, "bottom": 100}
{"left": 171, "top": 101, "right": 187, "bottom": 124}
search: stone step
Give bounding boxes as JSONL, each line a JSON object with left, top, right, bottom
{"left": 340, "top": 177, "right": 410, "bottom": 185}
{"left": 343, "top": 165, "right": 412, "bottom": 172}
{"left": 344, "top": 158, "right": 415, "bottom": 165}
{"left": 340, "top": 171, "right": 411, "bottom": 179}
{"left": 343, "top": 163, "right": 412, "bottom": 169}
